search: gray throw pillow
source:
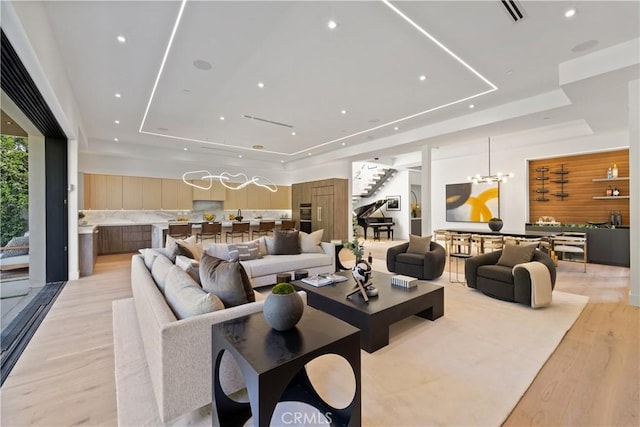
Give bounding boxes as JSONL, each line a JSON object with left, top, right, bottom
{"left": 164, "top": 266, "right": 224, "bottom": 319}
{"left": 199, "top": 253, "right": 256, "bottom": 307}
{"left": 142, "top": 248, "right": 165, "bottom": 270}
{"left": 407, "top": 234, "right": 432, "bottom": 254}
{"left": 272, "top": 230, "right": 300, "bottom": 255}
{"left": 496, "top": 244, "right": 537, "bottom": 268}
{"left": 227, "top": 240, "right": 262, "bottom": 261}
{"left": 151, "top": 253, "right": 175, "bottom": 292}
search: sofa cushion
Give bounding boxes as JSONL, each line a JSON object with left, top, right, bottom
{"left": 199, "top": 253, "right": 256, "bottom": 307}
{"left": 164, "top": 266, "right": 224, "bottom": 319}
{"left": 240, "top": 253, "right": 331, "bottom": 278}
{"left": 299, "top": 229, "right": 324, "bottom": 253}
{"left": 228, "top": 240, "right": 262, "bottom": 261}
{"left": 0, "top": 235, "right": 29, "bottom": 258}
{"left": 497, "top": 244, "right": 536, "bottom": 268}
{"left": 151, "top": 253, "right": 175, "bottom": 292}
{"left": 272, "top": 230, "right": 300, "bottom": 255}
{"left": 175, "top": 255, "right": 201, "bottom": 285}
{"left": 141, "top": 248, "right": 167, "bottom": 270}
{"left": 478, "top": 264, "right": 514, "bottom": 284}
{"left": 407, "top": 234, "right": 432, "bottom": 255}
{"left": 396, "top": 252, "right": 425, "bottom": 266}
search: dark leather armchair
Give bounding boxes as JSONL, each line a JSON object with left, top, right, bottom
{"left": 465, "top": 249, "right": 556, "bottom": 305}
{"left": 386, "top": 241, "right": 446, "bottom": 280}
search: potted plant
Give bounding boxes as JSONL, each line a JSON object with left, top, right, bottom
{"left": 488, "top": 217, "right": 503, "bottom": 232}
{"left": 343, "top": 216, "right": 364, "bottom": 262}
{"left": 78, "top": 211, "right": 87, "bottom": 225}
{"left": 263, "top": 283, "right": 304, "bottom": 331}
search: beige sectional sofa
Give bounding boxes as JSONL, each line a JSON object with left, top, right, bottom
{"left": 205, "top": 235, "right": 336, "bottom": 288}
{"left": 115, "top": 252, "right": 306, "bottom": 424}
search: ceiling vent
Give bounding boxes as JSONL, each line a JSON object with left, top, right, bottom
{"left": 500, "top": 0, "right": 527, "bottom": 23}
{"left": 242, "top": 114, "right": 293, "bottom": 129}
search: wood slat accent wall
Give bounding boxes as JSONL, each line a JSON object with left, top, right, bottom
{"left": 529, "top": 149, "right": 629, "bottom": 225}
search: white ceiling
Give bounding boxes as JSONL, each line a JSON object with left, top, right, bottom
{"left": 38, "top": 0, "right": 640, "bottom": 169}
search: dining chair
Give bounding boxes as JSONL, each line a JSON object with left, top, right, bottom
{"left": 552, "top": 232, "right": 587, "bottom": 272}
{"left": 280, "top": 219, "right": 296, "bottom": 231}
{"left": 481, "top": 235, "right": 504, "bottom": 253}
{"left": 196, "top": 221, "right": 222, "bottom": 243}
{"left": 226, "top": 221, "right": 250, "bottom": 243}
{"left": 448, "top": 233, "right": 472, "bottom": 284}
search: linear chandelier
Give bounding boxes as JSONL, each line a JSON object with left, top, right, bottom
{"left": 182, "top": 170, "right": 278, "bottom": 192}
{"left": 467, "top": 137, "right": 514, "bottom": 184}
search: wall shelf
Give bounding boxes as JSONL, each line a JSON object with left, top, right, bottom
{"left": 592, "top": 196, "right": 630, "bottom": 199}
{"left": 592, "top": 177, "right": 630, "bottom": 182}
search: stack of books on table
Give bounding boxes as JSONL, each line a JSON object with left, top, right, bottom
{"left": 391, "top": 275, "right": 418, "bottom": 288}
{"left": 301, "top": 273, "right": 348, "bottom": 287}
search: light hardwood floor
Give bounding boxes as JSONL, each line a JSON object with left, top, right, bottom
{"left": 0, "top": 248, "right": 637, "bottom": 426}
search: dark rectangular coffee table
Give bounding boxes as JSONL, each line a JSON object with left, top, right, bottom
{"left": 292, "top": 271, "right": 444, "bottom": 352}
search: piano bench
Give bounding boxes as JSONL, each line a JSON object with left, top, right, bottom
{"left": 373, "top": 225, "right": 394, "bottom": 241}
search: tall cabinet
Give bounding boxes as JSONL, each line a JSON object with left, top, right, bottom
{"left": 291, "top": 178, "right": 348, "bottom": 241}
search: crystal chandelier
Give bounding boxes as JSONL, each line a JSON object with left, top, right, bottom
{"left": 467, "top": 137, "right": 514, "bottom": 184}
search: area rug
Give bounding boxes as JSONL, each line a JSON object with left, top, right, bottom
{"left": 114, "top": 285, "right": 588, "bottom": 426}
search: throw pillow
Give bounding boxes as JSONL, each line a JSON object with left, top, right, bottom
{"left": 299, "top": 229, "right": 324, "bottom": 253}
{"left": 164, "top": 266, "right": 224, "bottom": 319}
{"left": 0, "top": 235, "right": 29, "bottom": 259}
{"left": 141, "top": 248, "right": 165, "bottom": 270}
{"left": 497, "top": 244, "right": 537, "bottom": 268}
{"left": 199, "top": 253, "right": 255, "bottom": 307}
{"left": 272, "top": 230, "right": 300, "bottom": 255}
{"left": 264, "top": 236, "right": 276, "bottom": 255}
{"left": 176, "top": 255, "right": 201, "bottom": 285}
{"left": 166, "top": 235, "right": 200, "bottom": 261}
{"left": 407, "top": 234, "right": 432, "bottom": 254}
{"left": 151, "top": 253, "right": 175, "bottom": 292}
{"left": 227, "top": 240, "right": 262, "bottom": 262}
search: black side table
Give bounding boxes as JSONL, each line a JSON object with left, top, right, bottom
{"left": 212, "top": 308, "right": 361, "bottom": 427}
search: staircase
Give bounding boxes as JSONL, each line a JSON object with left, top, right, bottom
{"left": 352, "top": 163, "right": 397, "bottom": 200}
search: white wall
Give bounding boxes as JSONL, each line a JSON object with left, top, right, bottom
{"left": 430, "top": 130, "right": 630, "bottom": 231}
{"left": 628, "top": 79, "right": 639, "bottom": 307}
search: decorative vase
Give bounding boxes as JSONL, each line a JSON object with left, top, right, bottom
{"left": 488, "top": 219, "right": 504, "bottom": 232}
{"left": 263, "top": 292, "right": 304, "bottom": 331}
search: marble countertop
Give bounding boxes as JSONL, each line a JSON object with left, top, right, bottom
{"left": 78, "top": 225, "right": 98, "bottom": 234}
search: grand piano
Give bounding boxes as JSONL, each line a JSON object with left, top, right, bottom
{"left": 353, "top": 200, "right": 395, "bottom": 241}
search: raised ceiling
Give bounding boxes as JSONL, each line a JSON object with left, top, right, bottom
{"left": 36, "top": 0, "right": 640, "bottom": 167}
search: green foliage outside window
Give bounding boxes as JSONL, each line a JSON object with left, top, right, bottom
{"left": 1, "top": 135, "right": 29, "bottom": 247}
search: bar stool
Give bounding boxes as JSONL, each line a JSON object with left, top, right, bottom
{"left": 280, "top": 219, "right": 296, "bottom": 231}
{"left": 433, "top": 230, "right": 451, "bottom": 254}
{"left": 226, "top": 221, "right": 250, "bottom": 243}
{"left": 167, "top": 222, "right": 192, "bottom": 244}
{"left": 196, "top": 221, "right": 222, "bottom": 243}
{"left": 551, "top": 232, "right": 587, "bottom": 272}
{"left": 471, "top": 234, "right": 484, "bottom": 255}
{"left": 252, "top": 220, "right": 275, "bottom": 239}
{"left": 448, "top": 233, "right": 472, "bottom": 284}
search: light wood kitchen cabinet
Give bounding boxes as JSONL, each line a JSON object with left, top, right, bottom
{"left": 291, "top": 178, "right": 348, "bottom": 241}
{"left": 247, "top": 185, "right": 271, "bottom": 209}
{"left": 142, "top": 178, "right": 162, "bottom": 209}
{"left": 191, "top": 179, "right": 227, "bottom": 201}
{"left": 86, "top": 174, "right": 107, "bottom": 209}
{"left": 224, "top": 184, "right": 248, "bottom": 210}
{"left": 122, "top": 176, "right": 143, "bottom": 210}
{"left": 162, "top": 179, "right": 192, "bottom": 210}
{"left": 106, "top": 175, "right": 123, "bottom": 209}
{"left": 270, "top": 185, "right": 291, "bottom": 209}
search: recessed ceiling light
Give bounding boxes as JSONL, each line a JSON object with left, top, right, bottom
{"left": 115, "top": 93, "right": 121, "bottom": 98}
{"left": 327, "top": 20, "right": 338, "bottom": 30}
{"left": 6, "top": 120, "right": 12, "bottom": 125}
{"left": 113, "top": 137, "right": 119, "bottom": 142}
{"left": 291, "top": 131, "right": 296, "bottom": 136}
{"left": 565, "top": 8, "right": 576, "bottom": 18}
{"left": 469, "top": 104, "right": 475, "bottom": 109}
{"left": 419, "top": 75, "right": 427, "bottom": 81}
{"left": 280, "top": 160, "right": 285, "bottom": 163}
{"left": 257, "top": 82, "right": 265, "bottom": 89}
{"left": 117, "top": 35, "right": 126, "bottom": 43}
{"left": 238, "top": 154, "right": 243, "bottom": 158}
{"left": 341, "top": 109, "right": 347, "bottom": 115}
{"left": 183, "top": 147, "right": 188, "bottom": 151}
{"left": 114, "top": 120, "right": 120, "bottom": 124}
{"left": 506, "top": 69, "right": 514, "bottom": 75}
{"left": 393, "top": 126, "right": 399, "bottom": 131}
{"left": 341, "top": 142, "right": 346, "bottom": 146}
{"left": 308, "top": 152, "right": 312, "bottom": 156}
{"left": 219, "top": 116, "right": 225, "bottom": 121}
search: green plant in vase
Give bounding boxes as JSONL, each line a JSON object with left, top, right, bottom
{"left": 343, "top": 216, "right": 364, "bottom": 262}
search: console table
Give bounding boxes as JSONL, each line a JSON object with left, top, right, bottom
{"left": 212, "top": 308, "right": 361, "bottom": 426}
